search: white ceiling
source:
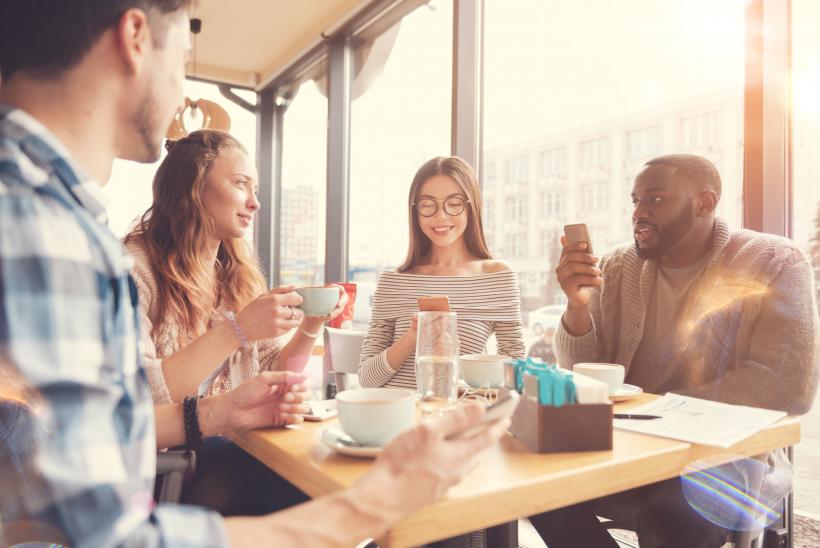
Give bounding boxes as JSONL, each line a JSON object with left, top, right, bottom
{"left": 186, "top": 0, "right": 372, "bottom": 89}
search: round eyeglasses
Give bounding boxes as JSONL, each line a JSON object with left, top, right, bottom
{"left": 413, "top": 196, "right": 469, "bottom": 217}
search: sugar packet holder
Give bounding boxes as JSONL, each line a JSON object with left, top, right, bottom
{"left": 503, "top": 359, "right": 612, "bottom": 453}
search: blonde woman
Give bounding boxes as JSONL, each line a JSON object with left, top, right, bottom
{"left": 124, "top": 130, "right": 344, "bottom": 516}
{"left": 125, "top": 129, "right": 345, "bottom": 405}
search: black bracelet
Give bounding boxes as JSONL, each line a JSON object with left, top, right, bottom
{"left": 182, "top": 396, "right": 203, "bottom": 451}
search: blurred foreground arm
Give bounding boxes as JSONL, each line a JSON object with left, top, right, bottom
{"left": 225, "top": 404, "right": 509, "bottom": 547}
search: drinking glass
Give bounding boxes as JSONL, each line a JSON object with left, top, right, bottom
{"left": 415, "top": 311, "right": 459, "bottom": 415}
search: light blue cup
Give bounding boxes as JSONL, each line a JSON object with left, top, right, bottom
{"left": 335, "top": 388, "right": 416, "bottom": 446}
{"left": 295, "top": 286, "right": 338, "bottom": 317}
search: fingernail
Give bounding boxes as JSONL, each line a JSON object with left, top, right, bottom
{"left": 284, "top": 393, "right": 295, "bottom": 402}
{"left": 580, "top": 243, "right": 587, "bottom": 249}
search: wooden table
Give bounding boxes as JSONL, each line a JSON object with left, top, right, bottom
{"left": 234, "top": 394, "right": 800, "bottom": 547}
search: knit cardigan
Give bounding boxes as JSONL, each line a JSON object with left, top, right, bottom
{"left": 126, "top": 241, "right": 282, "bottom": 404}
{"left": 554, "top": 218, "right": 819, "bottom": 415}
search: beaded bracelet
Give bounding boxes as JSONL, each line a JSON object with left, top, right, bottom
{"left": 299, "top": 324, "right": 323, "bottom": 339}
{"left": 183, "top": 395, "right": 203, "bottom": 451}
{"left": 224, "top": 311, "right": 251, "bottom": 350}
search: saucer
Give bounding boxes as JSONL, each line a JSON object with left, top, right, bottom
{"left": 609, "top": 383, "right": 643, "bottom": 402}
{"left": 320, "top": 427, "right": 382, "bottom": 458}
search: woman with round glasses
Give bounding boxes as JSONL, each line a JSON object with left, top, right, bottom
{"left": 358, "top": 156, "right": 525, "bottom": 390}
{"left": 357, "top": 156, "right": 524, "bottom": 547}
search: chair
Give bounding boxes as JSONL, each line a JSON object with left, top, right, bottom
{"left": 323, "top": 327, "right": 366, "bottom": 394}
{"left": 155, "top": 449, "right": 197, "bottom": 503}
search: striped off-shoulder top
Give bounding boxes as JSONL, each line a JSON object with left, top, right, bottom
{"left": 358, "top": 268, "right": 525, "bottom": 389}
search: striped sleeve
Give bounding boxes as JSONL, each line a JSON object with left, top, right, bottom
{"left": 358, "top": 318, "right": 400, "bottom": 387}
{"left": 494, "top": 320, "right": 526, "bottom": 359}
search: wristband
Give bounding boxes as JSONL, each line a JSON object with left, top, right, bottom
{"left": 299, "top": 324, "right": 323, "bottom": 339}
{"left": 224, "top": 311, "right": 251, "bottom": 350}
{"left": 183, "top": 395, "right": 204, "bottom": 450}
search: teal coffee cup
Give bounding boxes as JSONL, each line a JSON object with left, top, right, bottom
{"left": 295, "top": 286, "right": 338, "bottom": 317}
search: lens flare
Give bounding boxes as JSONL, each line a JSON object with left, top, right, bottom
{"left": 680, "top": 454, "right": 792, "bottom": 531}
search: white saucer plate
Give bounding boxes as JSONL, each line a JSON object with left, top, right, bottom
{"left": 609, "top": 383, "right": 643, "bottom": 402}
{"left": 320, "top": 427, "right": 382, "bottom": 458}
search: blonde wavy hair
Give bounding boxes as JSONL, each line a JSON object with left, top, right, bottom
{"left": 124, "top": 129, "right": 266, "bottom": 342}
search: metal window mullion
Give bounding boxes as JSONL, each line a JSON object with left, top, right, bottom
{"left": 255, "top": 88, "right": 282, "bottom": 287}
{"left": 743, "top": 0, "right": 791, "bottom": 237}
{"left": 452, "top": 0, "right": 483, "bottom": 179}
{"left": 325, "top": 36, "right": 351, "bottom": 283}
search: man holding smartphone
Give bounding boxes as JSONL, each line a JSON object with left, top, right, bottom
{"left": 533, "top": 154, "right": 819, "bottom": 548}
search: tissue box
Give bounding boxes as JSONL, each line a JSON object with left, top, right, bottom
{"left": 508, "top": 390, "right": 613, "bottom": 453}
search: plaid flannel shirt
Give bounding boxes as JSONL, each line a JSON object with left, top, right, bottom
{"left": 0, "top": 104, "right": 229, "bottom": 547}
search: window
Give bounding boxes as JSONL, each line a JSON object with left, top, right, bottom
{"left": 678, "top": 111, "right": 720, "bottom": 149}
{"left": 579, "top": 182, "right": 608, "bottom": 212}
{"left": 104, "top": 80, "right": 257, "bottom": 238}
{"left": 626, "top": 125, "right": 660, "bottom": 161}
{"left": 580, "top": 137, "right": 611, "bottom": 170}
{"left": 505, "top": 195, "right": 527, "bottom": 221}
{"left": 539, "top": 147, "right": 567, "bottom": 177}
{"left": 505, "top": 233, "right": 527, "bottom": 258}
{"left": 280, "top": 79, "right": 327, "bottom": 286}
{"left": 506, "top": 156, "right": 529, "bottom": 183}
{"left": 484, "top": 160, "right": 497, "bottom": 186}
{"left": 540, "top": 189, "right": 565, "bottom": 217}
{"left": 484, "top": 0, "right": 745, "bottom": 325}
{"left": 347, "top": 0, "right": 452, "bottom": 313}
{"left": 791, "top": 0, "right": 820, "bottom": 518}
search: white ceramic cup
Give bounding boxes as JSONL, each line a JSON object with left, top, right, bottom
{"left": 295, "top": 286, "right": 338, "bottom": 317}
{"left": 335, "top": 388, "right": 416, "bottom": 446}
{"left": 459, "top": 354, "right": 510, "bottom": 388}
{"left": 572, "top": 363, "right": 625, "bottom": 395}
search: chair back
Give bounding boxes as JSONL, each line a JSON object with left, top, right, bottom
{"left": 323, "top": 327, "right": 366, "bottom": 394}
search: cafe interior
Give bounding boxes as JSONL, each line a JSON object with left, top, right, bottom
{"left": 3, "top": 0, "right": 820, "bottom": 547}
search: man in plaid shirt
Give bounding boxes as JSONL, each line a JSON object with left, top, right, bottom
{"left": 0, "top": 1, "right": 505, "bottom": 546}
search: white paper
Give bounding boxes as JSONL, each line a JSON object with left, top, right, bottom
{"left": 613, "top": 393, "right": 787, "bottom": 448}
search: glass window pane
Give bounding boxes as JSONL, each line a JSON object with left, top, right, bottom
{"left": 483, "top": 0, "right": 745, "bottom": 348}
{"left": 791, "top": 0, "right": 820, "bottom": 518}
{"left": 348, "top": 0, "right": 452, "bottom": 328}
{"left": 280, "top": 79, "right": 328, "bottom": 286}
{"left": 104, "top": 80, "right": 257, "bottom": 239}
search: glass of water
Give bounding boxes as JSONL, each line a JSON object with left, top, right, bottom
{"left": 415, "top": 311, "right": 459, "bottom": 415}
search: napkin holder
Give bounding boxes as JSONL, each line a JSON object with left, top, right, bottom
{"left": 506, "top": 388, "right": 613, "bottom": 453}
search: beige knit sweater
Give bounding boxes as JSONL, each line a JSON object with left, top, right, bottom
{"left": 126, "top": 241, "right": 282, "bottom": 404}
{"left": 555, "top": 218, "right": 820, "bottom": 415}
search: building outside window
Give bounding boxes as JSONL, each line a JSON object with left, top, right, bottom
{"left": 539, "top": 146, "right": 567, "bottom": 177}
{"left": 579, "top": 136, "right": 611, "bottom": 170}
{"left": 626, "top": 125, "right": 661, "bottom": 161}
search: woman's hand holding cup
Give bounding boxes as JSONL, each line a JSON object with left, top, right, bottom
{"left": 236, "top": 285, "right": 304, "bottom": 341}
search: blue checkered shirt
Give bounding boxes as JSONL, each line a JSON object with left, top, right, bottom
{"left": 0, "top": 104, "right": 229, "bottom": 547}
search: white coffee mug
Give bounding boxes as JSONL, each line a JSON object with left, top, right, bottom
{"left": 335, "top": 388, "right": 416, "bottom": 446}
{"left": 572, "top": 363, "right": 625, "bottom": 395}
{"left": 459, "top": 354, "right": 510, "bottom": 388}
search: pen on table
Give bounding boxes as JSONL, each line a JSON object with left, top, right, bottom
{"left": 613, "top": 413, "right": 662, "bottom": 420}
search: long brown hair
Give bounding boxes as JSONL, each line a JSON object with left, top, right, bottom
{"left": 398, "top": 156, "right": 492, "bottom": 272}
{"left": 124, "top": 129, "right": 266, "bottom": 342}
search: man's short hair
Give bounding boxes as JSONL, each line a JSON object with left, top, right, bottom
{"left": 644, "top": 154, "right": 722, "bottom": 201}
{"left": 0, "top": 0, "right": 195, "bottom": 82}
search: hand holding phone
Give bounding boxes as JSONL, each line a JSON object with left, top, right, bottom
{"left": 557, "top": 224, "right": 602, "bottom": 307}
{"left": 563, "top": 223, "right": 593, "bottom": 254}
{"left": 418, "top": 295, "right": 450, "bottom": 312}
{"left": 447, "top": 391, "right": 520, "bottom": 440}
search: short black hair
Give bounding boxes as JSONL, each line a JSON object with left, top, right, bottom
{"left": 0, "top": 0, "right": 195, "bottom": 82}
{"left": 644, "top": 154, "right": 722, "bottom": 200}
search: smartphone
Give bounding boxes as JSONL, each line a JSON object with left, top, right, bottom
{"left": 564, "top": 223, "right": 593, "bottom": 254}
{"left": 418, "top": 295, "right": 450, "bottom": 312}
{"left": 303, "top": 400, "right": 338, "bottom": 422}
{"left": 447, "top": 390, "right": 520, "bottom": 440}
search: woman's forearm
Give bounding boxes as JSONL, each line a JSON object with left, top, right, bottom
{"left": 275, "top": 319, "right": 322, "bottom": 372}
{"left": 385, "top": 330, "right": 415, "bottom": 371}
{"left": 161, "top": 322, "right": 240, "bottom": 401}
